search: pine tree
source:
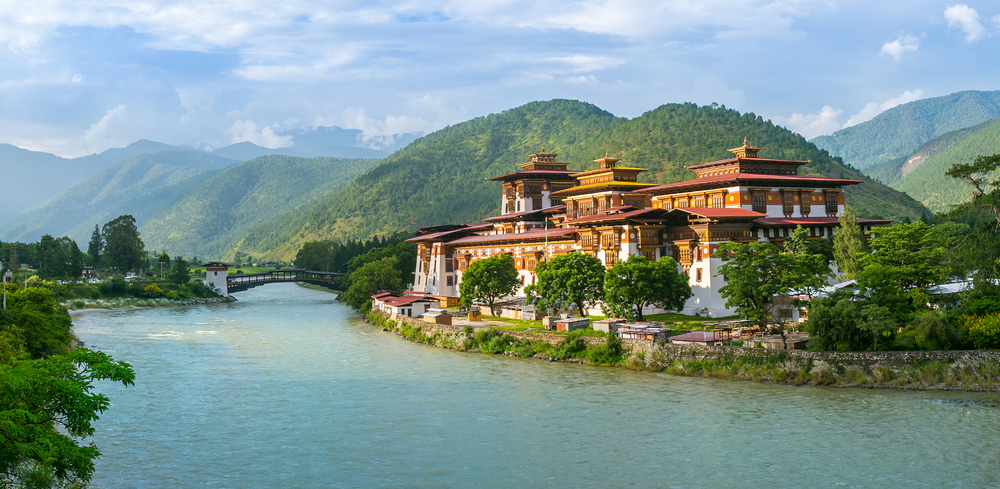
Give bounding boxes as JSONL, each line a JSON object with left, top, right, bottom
{"left": 87, "top": 224, "right": 104, "bottom": 267}
{"left": 833, "top": 206, "right": 867, "bottom": 281}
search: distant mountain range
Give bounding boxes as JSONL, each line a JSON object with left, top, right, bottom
{"left": 811, "top": 90, "right": 1000, "bottom": 171}
{"left": 810, "top": 90, "right": 1000, "bottom": 214}
{"left": 0, "top": 126, "right": 420, "bottom": 226}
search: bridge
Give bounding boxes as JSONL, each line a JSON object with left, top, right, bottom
{"left": 203, "top": 263, "right": 345, "bottom": 294}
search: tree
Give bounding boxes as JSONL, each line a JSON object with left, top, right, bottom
{"left": 87, "top": 225, "right": 103, "bottom": 268}
{"left": 341, "top": 256, "right": 404, "bottom": 311}
{"left": 459, "top": 254, "right": 520, "bottom": 316}
{"left": 102, "top": 215, "right": 145, "bottom": 274}
{"left": 0, "top": 348, "right": 135, "bottom": 487}
{"left": 859, "top": 304, "right": 897, "bottom": 351}
{"left": 602, "top": 255, "right": 691, "bottom": 321}
{"left": 2, "top": 287, "right": 74, "bottom": 359}
{"left": 784, "top": 226, "right": 834, "bottom": 299}
{"left": 525, "top": 253, "right": 605, "bottom": 317}
{"left": 170, "top": 256, "right": 190, "bottom": 284}
{"left": 714, "top": 241, "right": 797, "bottom": 330}
{"left": 861, "top": 221, "right": 945, "bottom": 289}
{"left": 833, "top": 206, "right": 867, "bottom": 280}
{"left": 945, "top": 153, "right": 1000, "bottom": 286}
{"left": 803, "top": 296, "right": 868, "bottom": 351}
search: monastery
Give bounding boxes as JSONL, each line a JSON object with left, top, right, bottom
{"left": 408, "top": 139, "right": 889, "bottom": 317}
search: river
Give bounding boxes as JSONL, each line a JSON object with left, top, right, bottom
{"left": 73, "top": 283, "right": 1000, "bottom": 488}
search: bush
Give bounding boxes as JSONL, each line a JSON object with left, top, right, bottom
{"left": 963, "top": 314, "right": 1000, "bottom": 349}
{"left": 912, "top": 311, "right": 966, "bottom": 350}
{"left": 142, "top": 284, "right": 163, "bottom": 298}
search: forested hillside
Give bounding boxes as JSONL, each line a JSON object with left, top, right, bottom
{"left": 865, "top": 118, "right": 1000, "bottom": 212}
{"left": 0, "top": 151, "right": 236, "bottom": 243}
{"left": 235, "top": 100, "right": 930, "bottom": 261}
{"left": 140, "top": 155, "right": 382, "bottom": 259}
{"left": 811, "top": 90, "right": 1000, "bottom": 170}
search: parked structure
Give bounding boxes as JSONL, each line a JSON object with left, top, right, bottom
{"left": 410, "top": 139, "right": 889, "bottom": 316}
{"left": 371, "top": 291, "right": 440, "bottom": 318}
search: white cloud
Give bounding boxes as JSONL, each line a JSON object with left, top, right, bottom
{"left": 771, "top": 105, "right": 844, "bottom": 140}
{"left": 944, "top": 4, "right": 986, "bottom": 42}
{"left": 226, "top": 120, "right": 292, "bottom": 148}
{"left": 880, "top": 34, "right": 919, "bottom": 60}
{"left": 844, "top": 89, "right": 924, "bottom": 127}
{"left": 83, "top": 104, "right": 128, "bottom": 153}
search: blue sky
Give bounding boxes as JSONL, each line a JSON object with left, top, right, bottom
{"left": 1, "top": 0, "right": 998, "bottom": 157}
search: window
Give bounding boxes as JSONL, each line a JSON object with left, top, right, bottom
{"left": 782, "top": 193, "right": 794, "bottom": 217}
{"left": 446, "top": 276, "right": 453, "bottom": 287}
{"left": 752, "top": 193, "right": 766, "bottom": 214}
{"left": 696, "top": 268, "right": 703, "bottom": 282}
{"left": 711, "top": 195, "right": 724, "bottom": 208}
{"left": 800, "top": 194, "right": 811, "bottom": 216}
{"left": 826, "top": 193, "right": 838, "bottom": 215}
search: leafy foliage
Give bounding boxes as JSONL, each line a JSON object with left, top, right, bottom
{"left": 459, "top": 255, "right": 520, "bottom": 315}
{"left": 0, "top": 348, "right": 135, "bottom": 488}
{"left": 525, "top": 253, "right": 605, "bottom": 317}
{"left": 860, "top": 221, "right": 945, "bottom": 289}
{"left": 341, "top": 256, "right": 404, "bottom": 311}
{"left": 102, "top": 215, "right": 145, "bottom": 274}
{"left": 602, "top": 255, "right": 691, "bottom": 321}
{"left": 714, "top": 242, "right": 806, "bottom": 328}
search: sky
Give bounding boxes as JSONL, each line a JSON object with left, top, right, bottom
{"left": 1, "top": 0, "right": 999, "bottom": 157}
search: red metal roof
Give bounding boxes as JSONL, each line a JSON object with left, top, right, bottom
{"left": 482, "top": 206, "right": 564, "bottom": 222}
{"left": 447, "top": 227, "right": 579, "bottom": 245}
{"left": 685, "top": 157, "right": 810, "bottom": 170}
{"left": 668, "top": 207, "right": 766, "bottom": 219}
{"left": 486, "top": 169, "right": 578, "bottom": 181}
{"left": 384, "top": 296, "right": 435, "bottom": 307}
{"left": 753, "top": 217, "right": 892, "bottom": 227}
{"left": 641, "top": 174, "right": 864, "bottom": 194}
{"left": 562, "top": 208, "right": 667, "bottom": 225}
{"left": 406, "top": 223, "right": 493, "bottom": 242}
{"left": 669, "top": 331, "right": 722, "bottom": 343}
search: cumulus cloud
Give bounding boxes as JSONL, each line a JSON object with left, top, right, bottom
{"left": 880, "top": 34, "right": 919, "bottom": 60}
{"left": 771, "top": 106, "right": 844, "bottom": 140}
{"left": 226, "top": 120, "right": 293, "bottom": 148}
{"left": 83, "top": 104, "right": 128, "bottom": 153}
{"left": 945, "top": 4, "right": 986, "bottom": 42}
{"left": 844, "top": 89, "right": 924, "bottom": 128}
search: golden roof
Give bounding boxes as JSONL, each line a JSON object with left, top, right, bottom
{"left": 727, "top": 137, "right": 763, "bottom": 158}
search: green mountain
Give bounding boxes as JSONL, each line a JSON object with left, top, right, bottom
{"left": 810, "top": 90, "right": 1000, "bottom": 170}
{"left": 865, "top": 118, "right": 1000, "bottom": 213}
{"left": 0, "top": 151, "right": 236, "bottom": 243}
{"left": 234, "top": 100, "right": 931, "bottom": 261}
{"left": 139, "top": 155, "right": 382, "bottom": 259}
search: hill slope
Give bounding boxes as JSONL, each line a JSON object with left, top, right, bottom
{"left": 866, "top": 118, "right": 1000, "bottom": 213}
{"left": 0, "top": 151, "right": 237, "bottom": 242}
{"left": 139, "top": 155, "right": 382, "bottom": 259}
{"left": 235, "top": 100, "right": 930, "bottom": 261}
{"left": 810, "top": 90, "right": 1000, "bottom": 170}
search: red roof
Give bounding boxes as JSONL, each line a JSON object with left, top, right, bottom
{"left": 668, "top": 207, "right": 766, "bottom": 219}
{"left": 486, "top": 169, "right": 578, "bottom": 181}
{"left": 482, "top": 206, "right": 564, "bottom": 222}
{"left": 384, "top": 296, "right": 435, "bottom": 307}
{"left": 406, "top": 223, "right": 493, "bottom": 242}
{"left": 641, "top": 174, "right": 864, "bottom": 194}
{"left": 669, "top": 331, "right": 722, "bottom": 343}
{"left": 685, "top": 157, "right": 810, "bottom": 170}
{"left": 754, "top": 217, "right": 892, "bottom": 227}
{"left": 562, "top": 208, "right": 667, "bottom": 225}
{"left": 447, "top": 227, "right": 578, "bottom": 245}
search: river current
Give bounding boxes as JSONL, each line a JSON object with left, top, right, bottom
{"left": 74, "top": 283, "right": 1000, "bottom": 488}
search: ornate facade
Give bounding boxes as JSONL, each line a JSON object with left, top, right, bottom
{"left": 410, "top": 140, "right": 888, "bottom": 316}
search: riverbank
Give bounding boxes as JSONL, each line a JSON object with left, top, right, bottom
{"left": 65, "top": 295, "right": 236, "bottom": 314}
{"left": 368, "top": 310, "right": 1000, "bottom": 392}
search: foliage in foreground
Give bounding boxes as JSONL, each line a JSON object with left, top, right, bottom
{"left": 602, "top": 255, "right": 691, "bottom": 321}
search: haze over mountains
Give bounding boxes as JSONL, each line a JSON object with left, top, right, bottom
{"left": 0, "top": 126, "right": 419, "bottom": 226}
{"left": 8, "top": 93, "right": 1000, "bottom": 263}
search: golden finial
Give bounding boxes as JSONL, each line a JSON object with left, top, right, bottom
{"left": 541, "top": 145, "right": 545, "bottom": 152}
{"left": 728, "top": 137, "right": 763, "bottom": 158}
{"left": 605, "top": 151, "right": 609, "bottom": 158}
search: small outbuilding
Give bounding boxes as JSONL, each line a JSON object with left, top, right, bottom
{"left": 668, "top": 331, "right": 723, "bottom": 346}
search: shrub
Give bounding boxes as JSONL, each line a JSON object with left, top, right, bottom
{"left": 911, "top": 311, "right": 964, "bottom": 350}
{"left": 142, "top": 284, "right": 163, "bottom": 298}
{"left": 963, "top": 314, "right": 1000, "bottom": 349}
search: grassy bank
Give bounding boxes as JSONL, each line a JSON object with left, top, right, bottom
{"left": 367, "top": 311, "right": 1000, "bottom": 392}
{"left": 366, "top": 311, "right": 624, "bottom": 365}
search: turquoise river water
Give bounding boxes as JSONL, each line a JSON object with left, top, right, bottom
{"left": 73, "top": 284, "right": 1000, "bottom": 488}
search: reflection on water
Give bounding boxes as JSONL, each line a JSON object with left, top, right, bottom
{"left": 74, "top": 283, "right": 1000, "bottom": 488}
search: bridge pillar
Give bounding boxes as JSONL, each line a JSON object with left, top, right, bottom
{"left": 203, "top": 262, "right": 230, "bottom": 295}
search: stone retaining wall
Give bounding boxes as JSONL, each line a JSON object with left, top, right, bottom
{"left": 382, "top": 311, "right": 603, "bottom": 346}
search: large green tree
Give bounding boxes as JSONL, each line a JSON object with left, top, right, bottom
{"left": 459, "top": 254, "right": 520, "bottom": 316}
{"left": 342, "top": 256, "right": 405, "bottom": 311}
{"left": 525, "top": 253, "right": 605, "bottom": 317}
{"left": 0, "top": 348, "right": 135, "bottom": 487}
{"left": 602, "top": 255, "right": 691, "bottom": 321}
{"left": 861, "top": 221, "right": 945, "bottom": 289}
{"left": 170, "top": 256, "right": 190, "bottom": 284}
{"left": 102, "top": 215, "right": 145, "bottom": 274}
{"left": 714, "top": 241, "right": 798, "bottom": 330}
{"left": 87, "top": 225, "right": 103, "bottom": 268}
{"left": 945, "top": 152, "right": 1000, "bottom": 286}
